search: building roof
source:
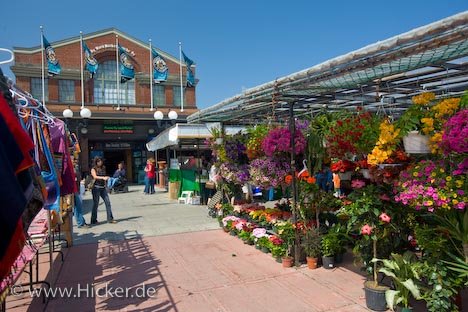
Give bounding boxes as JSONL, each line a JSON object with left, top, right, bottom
{"left": 13, "top": 28, "right": 188, "bottom": 66}
{"left": 188, "top": 11, "right": 468, "bottom": 125}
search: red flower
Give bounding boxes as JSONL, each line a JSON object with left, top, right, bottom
{"left": 361, "top": 224, "right": 373, "bottom": 235}
{"left": 379, "top": 212, "right": 391, "bottom": 223}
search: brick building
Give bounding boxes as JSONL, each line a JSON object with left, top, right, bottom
{"left": 12, "top": 28, "right": 199, "bottom": 182}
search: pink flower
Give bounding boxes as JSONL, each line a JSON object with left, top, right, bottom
{"left": 379, "top": 213, "right": 391, "bottom": 223}
{"left": 351, "top": 179, "right": 366, "bottom": 189}
{"left": 361, "top": 224, "right": 373, "bottom": 235}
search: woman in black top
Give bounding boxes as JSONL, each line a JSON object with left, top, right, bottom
{"left": 90, "top": 156, "right": 116, "bottom": 224}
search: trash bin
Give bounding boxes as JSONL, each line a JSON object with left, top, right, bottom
{"left": 169, "top": 181, "right": 180, "bottom": 199}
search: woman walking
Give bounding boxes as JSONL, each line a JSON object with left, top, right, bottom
{"left": 90, "top": 156, "right": 117, "bottom": 224}
{"left": 144, "top": 158, "right": 156, "bottom": 194}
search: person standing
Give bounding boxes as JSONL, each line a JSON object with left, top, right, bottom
{"left": 90, "top": 156, "right": 117, "bottom": 224}
{"left": 144, "top": 158, "right": 156, "bottom": 194}
{"left": 73, "top": 158, "right": 89, "bottom": 228}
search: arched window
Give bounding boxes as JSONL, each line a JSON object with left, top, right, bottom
{"left": 94, "top": 60, "right": 135, "bottom": 105}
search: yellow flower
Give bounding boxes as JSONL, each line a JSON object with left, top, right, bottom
{"left": 412, "top": 92, "right": 435, "bottom": 105}
{"left": 453, "top": 199, "right": 459, "bottom": 205}
{"left": 413, "top": 172, "right": 419, "bottom": 177}
{"left": 446, "top": 176, "right": 452, "bottom": 182}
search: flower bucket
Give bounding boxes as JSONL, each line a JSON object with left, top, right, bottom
{"left": 338, "top": 171, "right": 352, "bottom": 180}
{"left": 403, "top": 131, "right": 430, "bottom": 154}
{"left": 360, "top": 169, "right": 370, "bottom": 179}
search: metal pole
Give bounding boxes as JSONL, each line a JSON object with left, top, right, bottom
{"left": 116, "top": 35, "right": 120, "bottom": 110}
{"left": 149, "top": 39, "right": 154, "bottom": 111}
{"left": 80, "top": 31, "right": 84, "bottom": 109}
{"left": 179, "top": 42, "right": 184, "bottom": 112}
{"left": 40, "top": 26, "right": 45, "bottom": 108}
{"left": 289, "top": 101, "right": 300, "bottom": 266}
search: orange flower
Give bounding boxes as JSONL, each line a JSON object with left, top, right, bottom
{"left": 285, "top": 175, "right": 293, "bottom": 184}
{"left": 306, "top": 176, "right": 316, "bottom": 184}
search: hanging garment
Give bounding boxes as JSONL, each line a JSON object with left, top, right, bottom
{"left": 0, "top": 92, "right": 34, "bottom": 173}
{"left": 49, "top": 119, "right": 76, "bottom": 195}
{"left": 0, "top": 122, "right": 27, "bottom": 282}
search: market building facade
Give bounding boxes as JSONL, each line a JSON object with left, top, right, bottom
{"left": 11, "top": 28, "right": 199, "bottom": 182}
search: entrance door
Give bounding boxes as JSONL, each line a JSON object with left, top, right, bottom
{"left": 104, "top": 150, "right": 128, "bottom": 180}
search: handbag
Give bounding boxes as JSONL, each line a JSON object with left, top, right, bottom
{"left": 86, "top": 178, "right": 95, "bottom": 191}
{"left": 205, "top": 181, "right": 216, "bottom": 189}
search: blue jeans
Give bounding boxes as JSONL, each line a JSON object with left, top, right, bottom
{"left": 144, "top": 177, "right": 155, "bottom": 194}
{"left": 74, "top": 193, "right": 86, "bottom": 226}
{"left": 91, "top": 187, "right": 114, "bottom": 223}
{"left": 107, "top": 177, "right": 118, "bottom": 188}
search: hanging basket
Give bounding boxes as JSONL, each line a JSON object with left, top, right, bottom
{"left": 403, "top": 131, "right": 430, "bottom": 154}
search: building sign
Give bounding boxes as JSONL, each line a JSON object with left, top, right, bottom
{"left": 91, "top": 44, "right": 136, "bottom": 57}
{"left": 104, "top": 142, "right": 132, "bottom": 149}
{"left": 103, "top": 120, "right": 134, "bottom": 134}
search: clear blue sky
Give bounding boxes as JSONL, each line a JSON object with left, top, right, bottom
{"left": 0, "top": 1, "right": 466, "bottom": 109}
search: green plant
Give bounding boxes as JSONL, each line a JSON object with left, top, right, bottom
{"left": 374, "top": 252, "right": 423, "bottom": 311}
{"left": 276, "top": 221, "right": 295, "bottom": 256}
{"left": 321, "top": 232, "right": 342, "bottom": 257}
{"left": 421, "top": 260, "right": 462, "bottom": 312}
{"left": 396, "top": 92, "right": 436, "bottom": 136}
{"left": 301, "top": 227, "right": 321, "bottom": 257}
{"left": 271, "top": 244, "right": 287, "bottom": 258}
{"left": 442, "top": 253, "right": 468, "bottom": 286}
{"left": 433, "top": 210, "right": 468, "bottom": 262}
{"left": 238, "top": 230, "right": 253, "bottom": 242}
{"left": 256, "top": 236, "right": 271, "bottom": 249}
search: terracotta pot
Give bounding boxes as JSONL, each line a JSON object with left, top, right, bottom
{"left": 282, "top": 256, "right": 294, "bottom": 268}
{"left": 306, "top": 257, "right": 318, "bottom": 269}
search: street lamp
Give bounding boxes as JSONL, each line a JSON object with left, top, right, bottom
{"left": 62, "top": 107, "right": 92, "bottom": 134}
{"left": 153, "top": 110, "right": 178, "bottom": 121}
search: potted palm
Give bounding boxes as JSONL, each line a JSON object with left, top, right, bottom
{"left": 301, "top": 227, "right": 321, "bottom": 269}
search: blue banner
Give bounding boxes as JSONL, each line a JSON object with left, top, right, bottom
{"left": 83, "top": 41, "right": 98, "bottom": 78}
{"left": 118, "top": 45, "right": 134, "bottom": 82}
{"left": 42, "top": 35, "right": 61, "bottom": 76}
{"left": 182, "top": 51, "right": 195, "bottom": 87}
{"left": 152, "top": 48, "right": 168, "bottom": 83}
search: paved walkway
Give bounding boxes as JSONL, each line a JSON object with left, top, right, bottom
{"left": 5, "top": 185, "right": 433, "bottom": 311}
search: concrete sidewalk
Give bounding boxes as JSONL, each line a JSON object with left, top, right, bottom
{"left": 6, "top": 185, "right": 375, "bottom": 311}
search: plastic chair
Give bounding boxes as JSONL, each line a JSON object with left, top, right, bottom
{"left": 178, "top": 191, "right": 194, "bottom": 204}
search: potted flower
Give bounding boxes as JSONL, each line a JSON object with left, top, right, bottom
{"left": 261, "top": 123, "right": 307, "bottom": 158}
{"left": 269, "top": 235, "right": 286, "bottom": 263}
{"left": 246, "top": 124, "right": 269, "bottom": 160}
{"left": 276, "top": 221, "right": 296, "bottom": 267}
{"left": 301, "top": 227, "right": 321, "bottom": 269}
{"left": 330, "top": 159, "right": 356, "bottom": 180}
{"left": 341, "top": 185, "right": 396, "bottom": 311}
{"left": 325, "top": 108, "right": 381, "bottom": 159}
{"left": 396, "top": 93, "right": 462, "bottom": 154}
{"left": 440, "top": 108, "right": 468, "bottom": 156}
